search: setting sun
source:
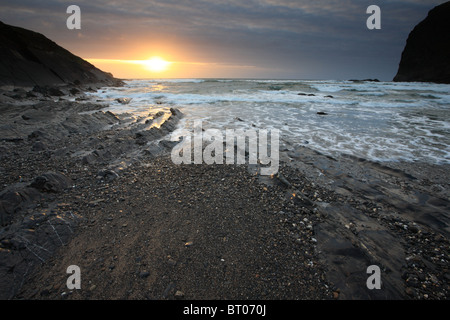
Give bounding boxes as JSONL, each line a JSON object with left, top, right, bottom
{"left": 143, "top": 57, "right": 172, "bottom": 72}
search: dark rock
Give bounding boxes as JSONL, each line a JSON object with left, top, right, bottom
{"left": 31, "top": 85, "right": 47, "bottom": 95}
{"left": 4, "top": 88, "right": 28, "bottom": 99}
{"left": 96, "top": 169, "right": 119, "bottom": 181}
{"left": 163, "top": 283, "right": 176, "bottom": 298}
{"left": 31, "top": 85, "right": 65, "bottom": 97}
{"left": 143, "top": 144, "right": 164, "bottom": 157}
{"left": 0, "top": 187, "right": 41, "bottom": 226}
{"left": 0, "top": 21, "right": 123, "bottom": 87}
{"left": 159, "top": 139, "right": 178, "bottom": 150}
{"left": 115, "top": 97, "right": 132, "bottom": 104}
{"left": 40, "top": 289, "right": 50, "bottom": 297}
{"left": 316, "top": 112, "right": 328, "bottom": 115}
{"left": 28, "top": 130, "right": 46, "bottom": 141}
{"left": 170, "top": 108, "right": 182, "bottom": 117}
{"left": 153, "top": 111, "right": 165, "bottom": 118}
{"left": 135, "top": 132, "right": 149, "bottom": 146}
{"left": 405, "top": 287, "right": 415, "bottom": 297}
{"left": 81, "top": 153, "right": 98, "bottom": 165}
{"left": 25, "top": 91, "right": 37, "bottom": 98}
{"left": 30, "top": 172, "right": 72, "bottom": 193}
{"left": 47, "top": 87, "right": 65, "bottom": 96}
{"left": 393, "top": 2, "right": 450, "bottom": 84}
{"left": 408, "top": 222, "right": 419, "bottom": 233}
{"left": 348, "top": 79, "right": 379, "bottom": 82}
{"left": 31, "top": 141, "right": 47, "bottom": 152}
{"left": 69, "top": 88, "right": 81, "bottom": 95}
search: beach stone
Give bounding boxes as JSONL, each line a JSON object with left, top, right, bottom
{"left": 405, "top": 287, "right": 415, "bottom": 297}
{"left": 30, "top": 172, "right": 72, "bottom": 193}
{"left": 407, "top": 222, "right": 419, "bottom": 233}
{"left": 81, "top": 153, "right": 98, "bottom": 165}
{"left": 31, "top": 141, "right": 47, "bottom": 152}
{"left": 162, "top": 283, "right": 176, "bottom": 298}
{"left": 96, "top": 169, "right": 119, "bottom": 181}
{"left": 167, "top": 258, "right": 177, "bottom": 266}
{"left": 115, "top": 97, "right": 132, "bottom": 104}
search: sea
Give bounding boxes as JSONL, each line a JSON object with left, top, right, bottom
{"left": 86, "top": 79, "right": 450, "bottom": 165}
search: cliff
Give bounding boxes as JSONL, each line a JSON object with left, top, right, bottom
{"left": 393, "top": 1, "right": 450, "bottom": 84}
{"left": 0, "top": 21, "right": 122, "bottom": 87}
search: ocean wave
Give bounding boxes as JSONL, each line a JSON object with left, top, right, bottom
{"left": 87, "top": 79, "right": 450, "bottom": 165}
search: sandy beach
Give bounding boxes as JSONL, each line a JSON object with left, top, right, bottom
{"left": 0, "top": 84, "right": 448, "bottom": 300}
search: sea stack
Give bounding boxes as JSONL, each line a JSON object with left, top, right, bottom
{"left": 393, "top": 1, "right": 450, "bottom": 84}
{"left": 0, "top": 21, "right": 122, "bottom": 87}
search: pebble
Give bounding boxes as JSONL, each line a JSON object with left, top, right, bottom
{"left": 405, "top": 287, "right": 415, "bottom": 296}
{"left": 167, "top": 259, "right": 177, "bottom": 266}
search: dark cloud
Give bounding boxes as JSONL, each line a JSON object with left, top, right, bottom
{"left": 0, "top": 0, "right": 445, "bottom": 79}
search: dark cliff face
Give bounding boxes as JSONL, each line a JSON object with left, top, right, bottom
{"left": 0, "top": 21, "right": 122, "bottom": 87}
{"left": 393, "top": 2, "right": 450, "bottom": 84}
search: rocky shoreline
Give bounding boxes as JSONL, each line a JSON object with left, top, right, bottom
{"left": 0, "top": 87, "right": 448, "bottom": 300}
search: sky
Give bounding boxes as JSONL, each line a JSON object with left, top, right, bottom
{"left": 0, "top": 0, "right": 446, "bottom": 80}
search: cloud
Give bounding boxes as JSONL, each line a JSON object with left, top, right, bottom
{"left": 0, "top": 0, "right": 445, "bottom": 79}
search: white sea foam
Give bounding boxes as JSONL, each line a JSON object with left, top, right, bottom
{"left": 87, "top": 79, "right": 450, "bottom": 165}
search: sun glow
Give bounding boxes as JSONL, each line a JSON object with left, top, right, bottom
{"left": 86, "top": 57, "right": 264, "bottom": 79}
{"left": 143, "top": 57, "right": 172, "bottom": 72}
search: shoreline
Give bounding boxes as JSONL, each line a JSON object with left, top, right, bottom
{"left": 0, "top": 87, "right": 448, "bottom": 300}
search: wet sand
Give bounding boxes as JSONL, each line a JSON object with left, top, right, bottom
{"left": 0, "top": 86, "right": 448, "bottom": 300}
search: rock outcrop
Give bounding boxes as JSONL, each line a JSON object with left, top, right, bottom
{"left": 0, "top": 21, "right": 122, "bottom": 87}
{"left": 393, "top": 2, "right": 450, "bottom": 84}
